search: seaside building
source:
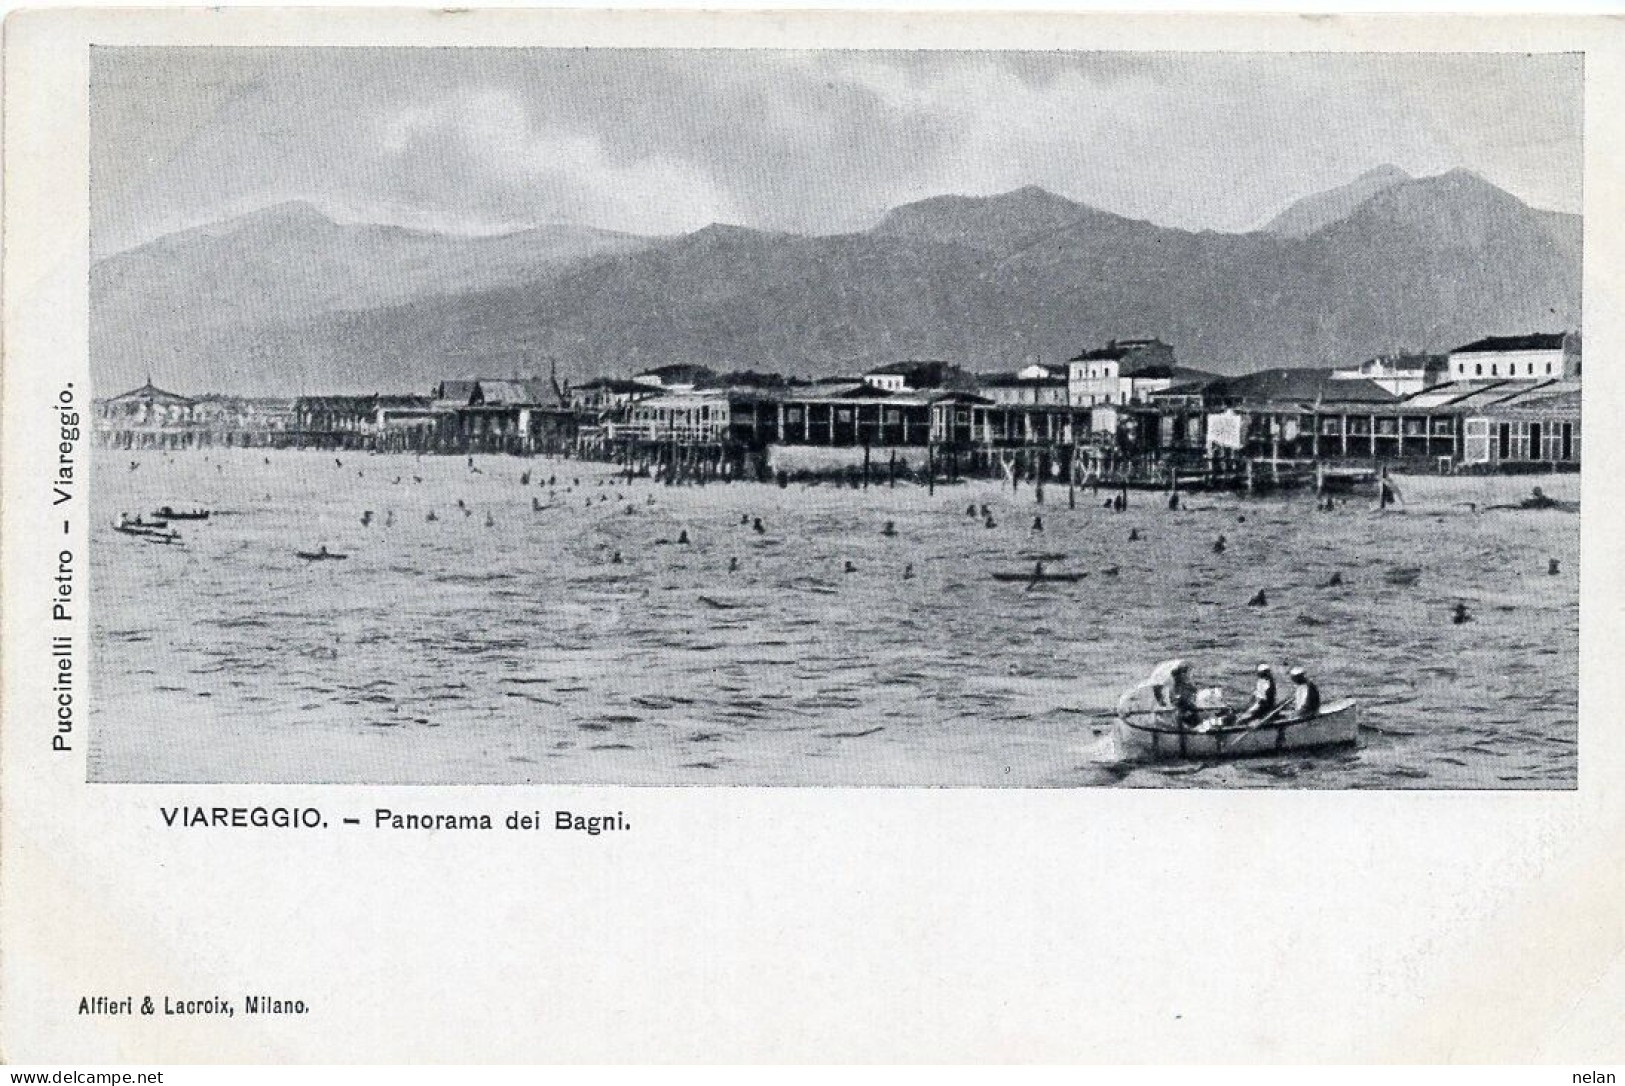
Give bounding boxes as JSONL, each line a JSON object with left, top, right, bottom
{"left": 292, "top": 396, "right": 383, "bottom": 449}
{"left": 93, "top": 380, "right": 199, "bottom": 448}
{"left": 861, "top": 361, "right": 974, "bottom": 393}
{"left": 1460, "top": 382, "right": 1582, "bottom": 470}
{"left": 632, "top": 364, "right": 717, "bottom": 392}
{"left": 568, "top": 377, "right": 656, "bottom": 413}
{"left": 430, "top": 377, "right": 575, "bottom": 454}
{"left": 1445, "top": 333, "right": 1579, "bottom": 382}
{"left": 976, "top": 371, "right": 1069, "bottom": 406}
{"left": 615, "top": 390, "right": 735, "bottom": 444}
{"left": 1066, "top": 338, "right": 1209, "bottom": 406}
{"left": 188, "top": 396, "right": 298, "bottom": 447}
{"left": 371, "top": 395, "right": 443, "bottom": 453}
{"left": 1329, "top": 352, "right": 1449, "bottom": 397}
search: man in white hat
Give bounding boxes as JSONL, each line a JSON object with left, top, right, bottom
{"left": 1238, "top": 664, "right": 1278, "bottom": 723}
{"left": 1288, "top": 666, "right": 1322, "bottom": 719}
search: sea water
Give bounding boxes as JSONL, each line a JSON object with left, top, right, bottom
{"left": 89, "top": 448, "right": 1578, "bottom": 787}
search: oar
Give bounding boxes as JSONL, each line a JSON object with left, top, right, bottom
{"left": 1218, "top": 701, "right": 1291, "bottom": 750}
{"left": 1024, "top": 562, "right": 1046, "bottom": 592}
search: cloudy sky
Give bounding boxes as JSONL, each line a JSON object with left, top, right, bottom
{"left": 90, "top": 48, "right": 1582, "bottom": 255}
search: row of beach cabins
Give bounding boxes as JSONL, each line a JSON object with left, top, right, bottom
{"left": 94, "top": 332, "right": 1581, "bottom": 489}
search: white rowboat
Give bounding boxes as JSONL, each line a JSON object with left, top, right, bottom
{"left": 1114, "top": 699, "right": 1359, "bottom": 761}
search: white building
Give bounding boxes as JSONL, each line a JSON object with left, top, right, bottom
{"left": 616, "top": 392, "right": 732, "bottom": 441}
{"left": 1067, "top": 338, "right": 1177, "bottom": 406}
{"left": 861, "top": 361, "right": 968, "bottom": 393}
{"left": 631, "top": 364, "right": 717, "bottom": 392}
{"left": 1445, "top": 333, "right": 1579, "bottom": 382}
{"left": 976, "top": 373, "right": 1069, "bottom": 406}
{"left": 1330, "top": 353, "right": 1448, "bottom": 397}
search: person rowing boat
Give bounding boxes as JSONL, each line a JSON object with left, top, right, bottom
{"left": 1287, "top": 666, "right": 1321, "bottom": 717}
{"left": 1113, "top": 659, "right": 1357, "bottom": 760}
{"left": 1238, "top": 664, "right": 1277, "bottom": 724}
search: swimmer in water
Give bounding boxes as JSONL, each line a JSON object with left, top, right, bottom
{"left": 1213, "top": 534, "right": 1227, "bottom": 554}
{"left": 882, "top": 521, "right": 898, "bottom": 537}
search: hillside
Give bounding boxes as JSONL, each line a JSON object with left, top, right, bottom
{"left": 1261, "top": 165, "right": 1411, "bottom": 238}
{"left": 91, "top": 173, "right": 1582, "bottom": 396}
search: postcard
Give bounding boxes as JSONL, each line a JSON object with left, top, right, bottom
{"left": 3, "top": 8, "right": 1621, "bottom": 1063}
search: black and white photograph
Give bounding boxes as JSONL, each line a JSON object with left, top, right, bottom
{"left": 87, "top": 46, "right": 1582, "bottom": 786}
{"left": 5, "top": 10, "right": 1623, "bottom": 1069}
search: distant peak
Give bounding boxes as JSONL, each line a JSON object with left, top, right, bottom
{"left": 1005, "top": 184, "right": 1069, "bottom": 202}
{"left": 1261, "top": 165, "right": 1416, "bottom": 238}
{"left": 673, "top": 222, "right": 777, "bottom": 249}
{"left": 1386, "top": 168, "right": 1522, "bottom": 207}
{"left": 870, "top": 186, "right": 1094, "bottom": 250}
{"left": 235, "top": 200, "right": 334, "bottom": 225}
{"left": 688, "top": 222, "right": 761, "bottom": 240}
{"left": 1429, "top": 167, "right": 1491, "bottom": 186}
{"left": 1360, "top": 164, "right": 1411, "bottom": 182}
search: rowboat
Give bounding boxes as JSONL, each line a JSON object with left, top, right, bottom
{"left": 113, "top": 515, "right": 180, "bottom": 543}
{"left": 1114, "top": 699, "right": 1359, "bottom": 761}
{"left": 991, "top": 571, "right": 1087, "bottom": 583}
{"left": 153, "top": 505, "right": 210, "bottom": 521}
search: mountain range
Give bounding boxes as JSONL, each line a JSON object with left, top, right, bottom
{"left": 90, "top": 167, "right": 1581, "bottom": 396}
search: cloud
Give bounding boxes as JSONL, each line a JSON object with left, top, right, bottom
{"left": 90, "top": 47, "right": 1583, "bottom": 251}
{"left": 371, "top": 86, "right": 738, "bottom": 234}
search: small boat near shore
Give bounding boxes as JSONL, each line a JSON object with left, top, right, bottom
{"left": 1114, "top": 699, "right": 1359, "bottom": 761}
{"left": 152, "top": 505, "right": 210, "bottom": 521}
{"left": 991, "top": 570, "right": 1088, "bottom": 583}
{"left": 113, "top": 514, "right": 180, "bottom": 543}
{"left": 295, "top": 547, "right": 348, "bottom": 561}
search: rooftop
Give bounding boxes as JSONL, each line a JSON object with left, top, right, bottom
{"left": 866, "top": 360, "right": 955, "bottom": 377}
{"left": 1123, "top": 364, "right": 1217, "bottom": 382}
{"left": 976, "top": 372, "right": 1068, "bottom": 388}
{"left": 102, "top": 380, "right": 196, "bottom": 407}
{"left": 1069, "top": 338, "right": 1172, "bottom": 363}
{"left": 1398, "top": 379, "right": 1559, "bottom": 411}
{"left": 1160, "top": 368, "right": 1399, "bottom": 406}
{"left": 1450, "top": 333, "right": 1569, "bottom": 354}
